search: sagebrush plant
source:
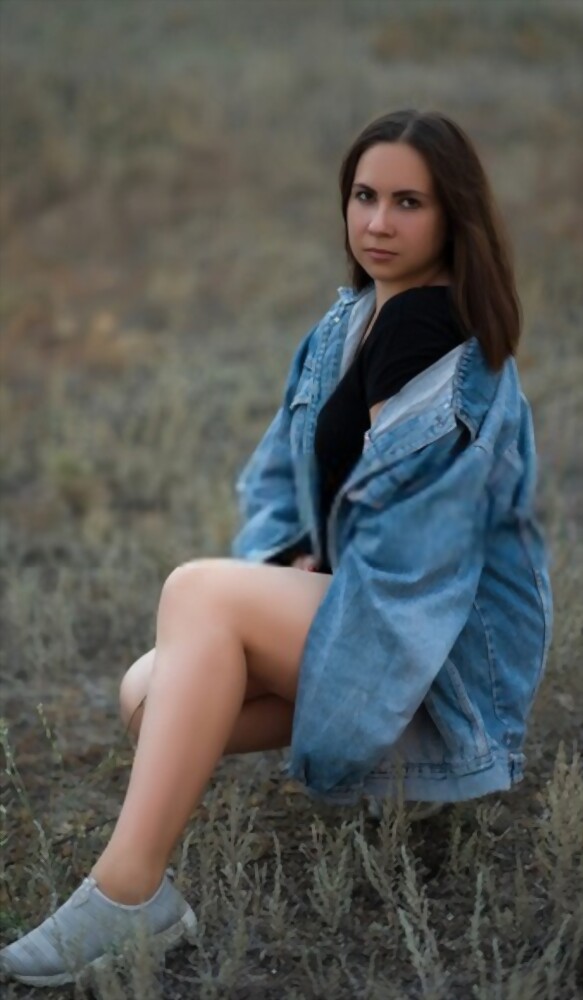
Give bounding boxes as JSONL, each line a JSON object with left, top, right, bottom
{"left": 1, "top": 1, "right": 582, "bottom": 998}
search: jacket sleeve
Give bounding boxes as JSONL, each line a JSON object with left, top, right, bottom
{"left": 230, "top": 323, "right": 317, "bottom": 565}
{"left": 287, "top": 426, "right": 491, "bottom": 794}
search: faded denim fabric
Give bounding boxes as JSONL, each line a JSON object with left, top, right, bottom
{"left": 231, "top": 286, "right": 553, "bottom": 805}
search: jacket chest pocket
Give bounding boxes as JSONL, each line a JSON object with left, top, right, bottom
{"left": 290, "top": 363, "right": 315, "bottom": 454}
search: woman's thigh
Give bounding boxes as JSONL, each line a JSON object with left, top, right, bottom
{"left": 120, "top": 648, "right": 268, "bottom": 715}
{"left": 167, "top": 558, "right": 333, "bottom": 703}
{"left": 120, "top": 559, "right": 332, "bottom": 715}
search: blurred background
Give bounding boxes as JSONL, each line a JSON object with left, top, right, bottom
{"left": 0, "top": 2, "right": 582, "bottom": 980}
{"left": 0, "top": 9, "right": 583, "bottom": 1000}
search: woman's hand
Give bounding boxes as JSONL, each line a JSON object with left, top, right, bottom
{"left": 291, "top": 553, "right": 319, "bottom": 572}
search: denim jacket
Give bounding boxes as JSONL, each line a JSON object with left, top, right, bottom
{"left": 231, "top": 285, "right": 553, "bottom": 805}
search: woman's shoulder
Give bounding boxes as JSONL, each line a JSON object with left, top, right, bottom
{"left": 366, "top": 286, "right": 463, "bottom": 352}
{"left": 368, "top": 285, "right": 469, "bottom": 353}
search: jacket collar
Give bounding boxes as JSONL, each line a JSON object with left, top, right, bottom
{"left": 337, "top": 284, "right": 368, "bottom": 305}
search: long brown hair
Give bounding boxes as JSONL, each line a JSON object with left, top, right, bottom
{"left": 339, "top": 109, "right": 521, "bottom": 371}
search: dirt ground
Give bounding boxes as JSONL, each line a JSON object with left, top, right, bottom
{"left": 1, "top": 2, "right": 582, "bottom": 998}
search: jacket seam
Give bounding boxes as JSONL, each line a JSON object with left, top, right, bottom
{"left": 517, "top": 522, "right": 552, "bottom": 706}
{"left": 472, "top": 596, "right": 509, "bottom": 728}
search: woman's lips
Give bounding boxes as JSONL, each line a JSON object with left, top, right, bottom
{"left": 365, "top": 249, "right": 398, "bottom": 259}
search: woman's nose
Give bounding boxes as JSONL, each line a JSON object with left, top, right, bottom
{"left": 367, "top": 204, "right": 396, "bottom": 235}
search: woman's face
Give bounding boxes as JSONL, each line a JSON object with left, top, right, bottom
{"left": 346, "top": 141, "right": 449, "bottom": 297}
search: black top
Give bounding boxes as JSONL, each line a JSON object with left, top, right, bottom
{"left": 315, "top": 285, "right": 466, "bottom": 572}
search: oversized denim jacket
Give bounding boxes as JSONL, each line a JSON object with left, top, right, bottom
{"left": 231, "top": 285, "right": 554, "bottom": 805}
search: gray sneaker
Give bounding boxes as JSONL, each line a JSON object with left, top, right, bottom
{"left": 0, "top": 870, "right": 197, "bottom": 988}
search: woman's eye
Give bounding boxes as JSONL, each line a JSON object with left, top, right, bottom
{"left": 401, "top": 198, "right": 420, "bottom": 209}
{"left": 355, "top": 190, "right": 372, "bottom": 202}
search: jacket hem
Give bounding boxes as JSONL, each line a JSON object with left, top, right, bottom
{"left": 232, "top": 527, "right": 311, "bottom": 565}
{"left": 287, "top": 751, "right": 525, "bottom": 806}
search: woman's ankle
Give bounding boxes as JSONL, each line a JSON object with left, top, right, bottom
{"left": 90, "top": 854, "right": 166, "bottom": 905}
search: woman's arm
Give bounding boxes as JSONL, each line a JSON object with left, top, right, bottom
{"left": 231, "top": 323, "right": 317, "bottom": 565}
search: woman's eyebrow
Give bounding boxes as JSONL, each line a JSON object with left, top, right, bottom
{"left": 352, "top": 183, "right": 429, "bottom": 197}
{"left": 392, "top": 188, "right": 428, "bottom": 197}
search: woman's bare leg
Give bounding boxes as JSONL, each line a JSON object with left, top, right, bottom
{"left": 120, "top": 648, "right": 295, "bottom": 755}
{"left": 90, "top": 559, "right": 331, "bottom": 904}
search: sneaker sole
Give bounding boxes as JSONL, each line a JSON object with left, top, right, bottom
{"left": 7, "top": 906, "right": 198, "bottom": 988}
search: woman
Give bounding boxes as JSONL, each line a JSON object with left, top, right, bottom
{"left": 0, "top": 109, "right": 553, "bottom": 987}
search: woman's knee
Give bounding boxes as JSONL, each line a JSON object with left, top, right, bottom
{"left": 158, "top": 559, "right": 213, "bottom": 612}
{"left": 159, "top": 557, "right": 231, "bottom": 617}
{"left": 119, "top": 648, "right": 155, "bottom": 729}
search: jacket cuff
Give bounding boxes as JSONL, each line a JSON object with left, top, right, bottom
{"left": 265, "top": 534, "right": 313, "bottom": 566}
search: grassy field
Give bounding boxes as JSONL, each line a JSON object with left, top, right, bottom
{"left": 1, "top": 2, "right": 582, "bottom": 997}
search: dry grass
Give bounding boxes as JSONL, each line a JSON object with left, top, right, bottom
{"left": 1, "top": 1, "right": 582, "bottom": 997}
